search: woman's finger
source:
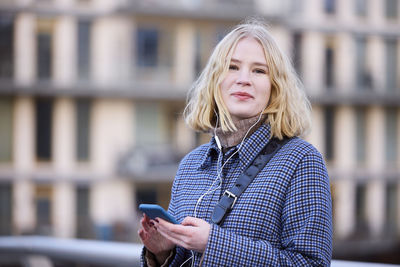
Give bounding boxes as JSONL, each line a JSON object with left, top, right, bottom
{"left": 154, "top": 217, "right": 210, "bottom": 252}
{"left": 158, "top": 226, "right": 198, "bottom": 251}
{"left": 141, "top": 218, "right": 152, "bottom": 232}
{"left": 141, "top": 214, "right": 157, "bottom": 232}
{"left": 181, "top": 216, "right": 202, "bottom": 226}
{"left": 155, "top": 218, "right": 188, "bottom": 236}
{"left": 138, "top": 228, "right": 147, "bottom": 241}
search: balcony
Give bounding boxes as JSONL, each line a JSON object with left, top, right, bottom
{"left": 120, "top": 0, "right": 256, "bottom": 20}
{"left": 309, "top": 89, "right": 400, "bottom": 107}
{"left": 0, "top": 80, "right": 187, "bottom": 101}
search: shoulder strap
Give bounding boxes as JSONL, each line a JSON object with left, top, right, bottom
{"left": 211, "top": 137, "right": 292, "bottom": 225}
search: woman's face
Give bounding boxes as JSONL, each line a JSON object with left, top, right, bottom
{"left": 220, "top": 37, "right": 271, "bottom": 122}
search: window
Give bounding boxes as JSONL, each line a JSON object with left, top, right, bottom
{"left": 292, "top": 33, "right": 303, "bottom": 77}
{"left": 0, "top": 97, "right": 13, "bottom": 162}
{"left": 386, "top": 0, "right": 398, "bottom": 19}
{"left": 35, "top": 98, "right": 53, "bottom": 161}
{"left": 76, "top": 185, "right": 93, "bottom": 238}
{"left": 37, "top": 33, "right": 51, "bottom": 79}
{"left": 324, "top": 0, "right": 336, "bottom": 14}
{"left": 76, "top": 99, "right": 91, "bottom": 161}
{"left": 324, "top": 106, "right": 335, "bottom": 161}
{"left": 355, "top": 37, "right": 372, "bottom": 90}
{"left": 77, "top": 21, "right": 91, "bottom": 81}
{"left": 37, "top": 19, "right": 54, "bottom": 80}
{"left": 385, "top": 182, "right": 398, "bottom": 235}
{"left": 135, "top": 102, "right": 167, "bottom": 146}
{"left": 194, "top": 31, "right": 203, "bottom": 76}
{"left": 194, "top": 28, "right": 218, "bottom": 77}
{"left": 136, "top": 28, "right": 159, "bottom": 67}
{"left": 136, "top": 188, "right": 157, "bottom": 209}
{"left": 355, "top": 183, "right": 368, "bottom": 236}
{"left": 385, "top": 108, "right": 398, "bottom": 166}
{"left": 355, "top": 0, "right": 368, "bottom": 17}
{"left": 325, "top": 38, "right": 335, "bottom": 89}
{"left": 0, "top": 183, "right": 12, "bottom": 235}
{"left": 325, "top": 47, "right": 334, "bottom": 88}
{"left": 385, "top": 39, "right": 398, "bottom": 92}
{"left": 134, "top": 25, "right": 173, "bottom": 81}
{"left": 355, "top": 107, "right": 367, "bottom": 165}
{"left": 0, "top": 15, "right": 13, "bottom": 79}
{"left": 35, "top": 184, "right": 53, "bottom": 235}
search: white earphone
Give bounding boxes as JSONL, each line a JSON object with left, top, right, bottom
{"left": 215, "top": 135, "right": 222, "bottom": 150}
{"left": 193, "top": 109, "right": 264, "bottom": 218}
{"left": 183, "top": 109, "right": 265, "bottom": 267}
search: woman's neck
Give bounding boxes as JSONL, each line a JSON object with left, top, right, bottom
{"left": 214, "top": 114, "right": 267, "bottom": 149}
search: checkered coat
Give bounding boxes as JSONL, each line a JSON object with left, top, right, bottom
{"left": 143, "top": 124, "right": 332, "bottom": 266}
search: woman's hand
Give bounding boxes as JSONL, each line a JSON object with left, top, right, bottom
{"left": 154, "top": 217, "right": 211, "bottom": 253}
{"left": 138, "top": 214, "right": 175, "bottom": 260}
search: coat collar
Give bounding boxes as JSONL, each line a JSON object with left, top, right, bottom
{"left": 214, "top": 115, "right": 267, "bottom": 149}
{"left": 199, "top": 123, "right": 272, "bottom": 170}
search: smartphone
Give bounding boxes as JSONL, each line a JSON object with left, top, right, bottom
{"left": 139, "top": 204, "right": 179, "bottom": 224}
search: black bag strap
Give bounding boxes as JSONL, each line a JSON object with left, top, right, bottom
{"left": 211, "top": 137, "right": 291, "bottom": 225}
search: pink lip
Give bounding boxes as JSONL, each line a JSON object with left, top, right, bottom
{"left": 231, "top": 92, "right": 253, "bottom": 100}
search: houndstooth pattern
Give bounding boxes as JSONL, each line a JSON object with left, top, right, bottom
{"left": 142, "top": 124, "right": 332, "bottom": 267}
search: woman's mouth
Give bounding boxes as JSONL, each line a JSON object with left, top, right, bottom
{"left": 232, "top": 92, "right": 253, "bottom": 100}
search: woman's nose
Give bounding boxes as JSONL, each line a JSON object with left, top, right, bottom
{"left": 236, "top": 70, "right": 251, "bottom": 86}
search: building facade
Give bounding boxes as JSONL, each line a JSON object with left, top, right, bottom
{"left": 0, "top": 0, "right": 399, "bottom": 260}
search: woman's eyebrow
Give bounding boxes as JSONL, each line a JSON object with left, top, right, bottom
{"left": 253, "top": 62, "right": 268, "bottom": 68}
{"left": 230, "top": 58, "right": 241, "bottom": 64}
{"left": 231, "top": 58, "right": 268, "bottom": 68}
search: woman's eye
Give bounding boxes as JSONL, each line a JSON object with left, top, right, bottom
{"left": 254, "top": 68, "right": 266, "bottom": 74}
{"left": 229, "top": 64, "right": 239, "bottom": 70}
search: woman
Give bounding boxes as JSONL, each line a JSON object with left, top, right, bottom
{"left": 138, "top": 19, "right": 332, "bottom": 266}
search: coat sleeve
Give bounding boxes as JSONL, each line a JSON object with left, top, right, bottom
{"left": 200, "top": 150, "right": 333, "bottom": 266}
{"left": 140, "top": 159, "right": 183, "bottom": 267}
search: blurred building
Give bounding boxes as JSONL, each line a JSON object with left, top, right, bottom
{"left": 0, "top": 0, "right": 399, "bottom": 262}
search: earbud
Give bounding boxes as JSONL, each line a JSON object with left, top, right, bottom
{"left": 194, "top": 109, "right": 265, "bottom": 218}
{"left": 213, "top": 109, "right": 222, "bottom": 150}
{"left": 215, "top": 135, "right": 222, "bottom": 150}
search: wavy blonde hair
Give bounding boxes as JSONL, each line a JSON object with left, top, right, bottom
{"left": 184, "top": 19, "right": 311, "bottom": 139}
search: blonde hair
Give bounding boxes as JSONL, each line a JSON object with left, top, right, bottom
{"left": 183, "top": 19, "right": 312, "bottom": 139}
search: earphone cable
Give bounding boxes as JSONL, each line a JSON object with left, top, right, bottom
{"left": 193, "top": 110, "right": 264, "bottom": 218}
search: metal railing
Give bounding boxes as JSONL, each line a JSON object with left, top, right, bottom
{"left": 0, "top": 236, "right": 399, "bottom": 267}
{"left": 0, "top": 236, "right": 142, "bottom": 267}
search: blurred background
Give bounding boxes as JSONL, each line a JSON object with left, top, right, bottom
{"left": 0, "top": 0, "right": 399, "bottom": 265}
